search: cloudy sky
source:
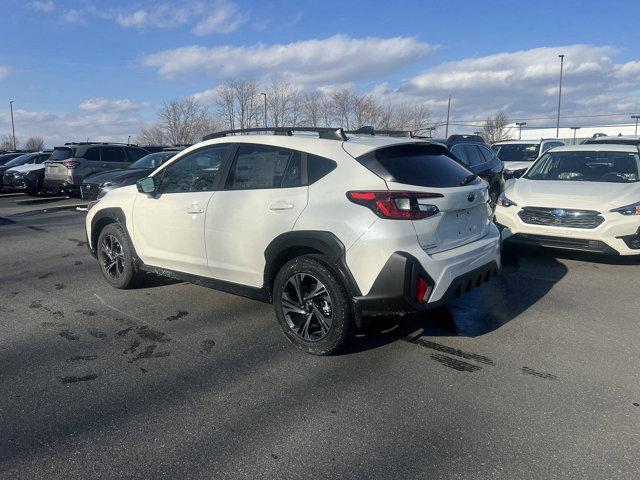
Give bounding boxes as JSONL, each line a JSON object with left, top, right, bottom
{"left": 1, "top": 0, "right": 639, "bottom": 145}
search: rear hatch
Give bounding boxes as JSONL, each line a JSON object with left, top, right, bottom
{"left": 45, "top": 147, "right": 77, "bottom": 180}
{"left": 349, "top": 142, "right": 492, "bottom": 253}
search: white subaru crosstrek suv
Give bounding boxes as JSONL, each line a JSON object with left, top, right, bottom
{"left": 86, "top": 127, "right": 501, "bottom": 355}
{"left": 496, "top": 144, "right": 640, "bottom": 255}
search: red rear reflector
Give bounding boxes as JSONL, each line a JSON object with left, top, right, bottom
{"left": 346, "top": 191, "right": 442, "bottom": 220}
{"left": 416, "top": 275, "right": 431, "bottom": 303}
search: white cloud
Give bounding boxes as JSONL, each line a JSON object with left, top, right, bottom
{"left": 116, "top": 10, "right": 148, "bottom": 28}
{"left": 0, "top": 65, "right": 10, "bottom": 80}
{"left": 79, "top": 98, "right": 151, "bottom": 112}
{"left": 377, "top": 44, "right": 640, "bottom": 128}
{"left": 62, "top": 9, "right": 85, "bottom": 24}
{"left": 143, "top": 35, "right": 433, "bottom": 86}
{"left": 0, "top": 99, "right": 151, "bottom": 147}
{"left": 192, "top": 1, "right": 246, "bottom": 35}
{"left": 27, "top": 1, "right": 55, "bottom": 13}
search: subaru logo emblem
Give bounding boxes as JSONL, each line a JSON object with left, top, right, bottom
{"left": 551, "top": 209, "right": 566, "bottom": 217}
{"left": 467, "top": 192, "right": 476, "bottom": 202}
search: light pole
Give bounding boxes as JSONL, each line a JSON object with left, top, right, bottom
{"left": 515, "top": 121, "right": 527, "bottom": 140}
{"left": 444, "top": 95, "right": 452, "bottom": 137}
{"left": 425, "top": 127, "right": 436, "bottom": 138}
{"left": 556, "top": 54, "right": 565, "bottom": 138}
{"left": 260, "top": 92, "right": 267, "bottom": 128}
{"left": 631, "top": 115, "right": 640, "bottom": 135}
{"left": 9, "top": 100, "right": 16, "bottom": 150}
{"left": 570, "top": 126, "right": 580, "bottom": 144}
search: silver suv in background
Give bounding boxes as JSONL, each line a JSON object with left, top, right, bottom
{"left": 44, "top": 143, "right": 149, "bottom": 196}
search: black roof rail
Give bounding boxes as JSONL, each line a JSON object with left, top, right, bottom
{"left": 62, "top": 142, "right": 138, "bottom": 146}
{"left": 344, "top": 126, "right": 418, "bottom": 138}
{"left": 203, "top": 127, "right": 348, "bottom": 142}
{"left": 446, "top": 134, "right": 486, "bottom": 146}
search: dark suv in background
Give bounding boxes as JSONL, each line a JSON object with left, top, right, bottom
{"left": 44, "top": 143, "right": 149, "bottom": 196}
{"left": 80, "top": 148, "right": 184, "bottom": 200}
{"left": 434, "top": 135, "right": 505, "bottom": 205}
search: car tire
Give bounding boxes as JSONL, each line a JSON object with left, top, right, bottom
{"left": 273, "top": 255, "right": 355, "bottom": 356}
{"left": 96, "top": 223, "right": 142, "bottom": 289}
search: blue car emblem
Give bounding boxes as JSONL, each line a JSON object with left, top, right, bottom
{"left": 551, "top": 209, "right": 566, "bottom": 217}
{"left": 467, "top": 192, "right": 476, "bottom": 202}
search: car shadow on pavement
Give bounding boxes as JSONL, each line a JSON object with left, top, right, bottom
{"left": 345, "top": 243, "right": 570, "bottom": 353}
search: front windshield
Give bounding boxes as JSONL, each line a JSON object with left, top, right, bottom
{"left": 129, "top": 152, "right": 175, "bottom": 169}
{"left": 4, "top": 153, "right": 36, "bottom": 168}
{"left": 492, "top": 143, "right": 540, "bottom": 162}
{"left": 525, "top": 150, "right": 640, "bottom": 183}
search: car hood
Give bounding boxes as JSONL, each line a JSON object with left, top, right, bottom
{"left": 507, "top": 179, "right": 640, "bottom": 211}
{"left": 6, "top": 163, "right": 44, "bottom": 174}
{"left": 84, "top": 168, "right": 149, "bottom": 184}
{"left": 503, "top": 161, "right": 534, "bottom": 172}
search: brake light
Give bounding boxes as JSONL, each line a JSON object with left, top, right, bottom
{"left": 62, "top": 160, "right": 81, "bottom": 169}
{"left": 346, "top": 191, "right": 442, "bottom": 220}
{"left": 415, "top": 275, "right": 431, "bottom": 302}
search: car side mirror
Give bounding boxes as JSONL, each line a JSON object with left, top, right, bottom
{"left": 513, "top": 170, "right": 526, "bottom": 179}
{"left": 136, "top": 177, "right": 157, "bottom": 195}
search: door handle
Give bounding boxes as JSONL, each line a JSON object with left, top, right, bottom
{"left": 186, "top": 201, "right": 204, "bottom": 214}
{"left": 269, "top": 202, "right": 294, "bottom": 211}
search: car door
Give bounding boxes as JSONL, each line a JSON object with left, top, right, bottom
{"left": 205, "top": 143, "right": 308, "bottom": 287}
{"left": 132, "top": 144, "right": 230, "bottom": 276}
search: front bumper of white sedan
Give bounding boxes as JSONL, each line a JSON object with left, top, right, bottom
{"left": 495, "top": 205, "right": 640, "bottom": 255}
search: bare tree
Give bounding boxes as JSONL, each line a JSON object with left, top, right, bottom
{"left": 214, "top": 80, "right": 262, "bottom": 130}
{"left": 157, "top": 97, "right": 215, "bottom": 145}
{"left": 137, "top": 124, "right": 167, "bottom": 145}
{"left": 23, "top": 136, "right": 45, "bottom": 151}
{"left": 265, "top": 80, "right": 303, "bottom": 127}
{"left": 482, "top": 111, "right": 512, "bottom": 143}
{"left": 1, "top": 134, "right": 17, "bottom": 150}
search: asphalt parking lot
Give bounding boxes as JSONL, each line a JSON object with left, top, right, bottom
{"left": 1, "top": 193, "right": 639, "bottom": 479}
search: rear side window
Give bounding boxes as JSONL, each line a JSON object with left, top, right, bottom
{"left": 357, "top": 143, "right": 474, "bottom": 188}
{"left": 49, "top": 148, "right": 75, "bottom": 161}
{"left": 101, "top": 146, "right": 126, "bottom": 162}
{"left": 463, "top": 145, "right": 485, "bottom": 166}
{"left": 308, "top": 154, "right": 336, "bottom": 183}
{"left": 450, "top": 145, "right": 468, "bottom": 165}
{"left": 478, "top": 145, "right": 497, "bottom": 163}
{"left": 82, "top": 147, "right": 100, "bottom": 161}
{"left": 225, "top": 144, "right": 302, "bottom": 190}
{"left": 126, "top": 148, "right": 149, "bottom": 162}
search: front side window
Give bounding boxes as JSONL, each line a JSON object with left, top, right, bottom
{"left": 493, "top": 143, "right": 540, "bottom": 162}
{"left": 225, "top": 144, "right": 302, "bottom": 190}
{"left": 34, "top": 153, "right": 51, "bottom": 164}
{"left": 525, "top": 151, "right": 640, "bottom": 183}
{"left": 158, "top": 145, "right": 228, "bottom": 194}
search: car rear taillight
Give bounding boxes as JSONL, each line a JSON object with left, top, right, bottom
{"left": 415, "top": 275, "right": 431, "bottom": 303}
{"left": 346, "top": 191, "right": 442, "bottom": 220}
{"left": 62, "top": 160, "right": 81, "bottom": 169}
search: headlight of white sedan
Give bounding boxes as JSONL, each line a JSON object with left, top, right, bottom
{"left": 611, "top": 201, "right": 640, "bottom": 216}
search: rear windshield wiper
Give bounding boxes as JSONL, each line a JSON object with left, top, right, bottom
{"left": 459, "top": 174, "right": 477, "bottom": 186}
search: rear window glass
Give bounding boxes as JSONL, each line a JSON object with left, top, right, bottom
{"left": 49, "top": 148, "right": 75, "bottom": 161}
{"left": 4, "top": 154, "right": 36, "bottom": 167}
{"left": 357, "top": 143, "right": 474, "bottom": 188}
{"left": 492, "top": 143, "right": 540, "bottom": 162}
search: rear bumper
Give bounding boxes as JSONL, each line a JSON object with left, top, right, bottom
{"left": 353, "top": 252, "right": 498, "bottom": 316}
{"left": 44, "top": 178, "right": 80, "bottom": 194}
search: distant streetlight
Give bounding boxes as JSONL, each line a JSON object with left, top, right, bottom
{"left": 424, "top": 127, "right": 436, "bottom": 138}
{"left": 9, "top": 100, "right": 16, "bottom": 150}
{"left": 631, "top": 115, "right": 640, "bottom": 135}
{"left": 260, "top": 92, "right": 267, "bottom": 128}
{"left": 570, "top": 126, "right": 581, "bottom": 144}
{"left": 515, "top": 122, "right": 527, "bottom": 140}
{"left": 444, "top": 95, "right": 452, "bottom": 137}
{"left": 127, "top": 135, "right": 131, "bottom": 145}
{"left": 556, "top": 54, "right": 565, "bottom": 138}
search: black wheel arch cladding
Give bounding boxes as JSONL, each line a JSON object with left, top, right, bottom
{"left": 264, "top": 231, "right": 362, "bottom": 298}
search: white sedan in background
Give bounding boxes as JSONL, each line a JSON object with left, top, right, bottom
{"left": 495, "top": 144, "right": 640, "bottom": 255}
